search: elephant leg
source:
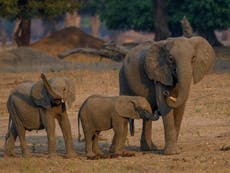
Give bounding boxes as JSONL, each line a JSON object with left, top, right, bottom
{"left": 121, "top": 122, "right": 128, "bottom": 149}
{"left": 57, "top": 113, "right": 75, "bottom": 158}
{"left": 120, "top": 121, "right": 134, "bottom": 157}
{"left": 174, "top": 104, "right": 185, "bottom": 141}
{"left": 17, "top": 127, "right": 30, "bottom": 157}
{"left": 85, "top": 131, "right": 95, "bottom": 157}
{"left": 162, "top": 110, "right": 178, "bottom": 155}
{"left": 140, "top": 119, "right": 155, "bottom": 151}
{"left": 110, "top": 119, "right": 125, "bottom": 154}
{"left": 41, "top": 113, "right": 57, "bottom": 157}
{"left": 110, "top": 132, "right": 123, "bottom": 154}
{"left": 5, "top": 123, "right": 18, "bottom": 157}
{"left": 10, "top": 115, "right": 29, "bottom": 157}
{"left": 92, "top": 132, "right": 103, "bottom": 155}
{"left": 8, "top": 105, "right": 30, "bottom": 157}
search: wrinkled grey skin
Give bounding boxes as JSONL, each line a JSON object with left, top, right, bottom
{"left": 78, "top": 95, "right": 154, "bottom": 157}
{"left": 5, "top": 74, "right": 76, "bottom": 158}
{"left": 119, "top": 36, "right": 215, "bottom": 154}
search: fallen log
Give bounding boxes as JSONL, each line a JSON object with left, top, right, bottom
{"left": 57, "top": 42, "right": 129, "bottom": 61}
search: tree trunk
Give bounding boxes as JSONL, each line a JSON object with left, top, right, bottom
{"left": 14, "top": 18, "right": 31, "bottom": 46}
{"left": 198, "top": 29, "right": 222, "bottom": 46}
{"left": 90, "top": 15, "right": 100, "bottom": 37}
{"left": 0, "top": 18, "right": 7, "bottom": 47}
{"left": 153, "top": 0, "right": 170, "bottom": 41}
{"left": 65, "top": 11, "right": 81, "bottom": 28}
{"left": 12, "top": 19, "right": 21, "bottom": 46}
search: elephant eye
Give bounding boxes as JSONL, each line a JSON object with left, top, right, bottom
{"left": 168, "top": 55, "right": 174, "bottom": 64}
{"left": 143, "top": 110, "right": 148, "bottom": 114}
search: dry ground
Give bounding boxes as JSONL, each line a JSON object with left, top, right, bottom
{"left": 0, "top": 48, "right": 230, "bottom": 173}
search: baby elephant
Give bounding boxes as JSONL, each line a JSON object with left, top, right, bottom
{"left": 5, "top": 73, "right": 76, "bottom": 158}
{"left": 78, "top": 95, "right": 157, "bottom": 158}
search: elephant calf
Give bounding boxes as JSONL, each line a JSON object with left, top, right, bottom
{"left": 5, "top": 73, "right": 76, "bottom": 158}
{"left": 78, "top": 95, "right": 157, "bottom": 158}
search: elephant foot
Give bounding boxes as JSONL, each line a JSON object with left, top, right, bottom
{"left": 109, "top": 153, "right": 120, "bottom": 158}
{"left": 4, "top": 150, "right": 16, "bottom": 157}
{"left": 109, "top": 151, "right": 135, "bottom": 158}
{"left": 86, "top": 154, "right": 101, "bottom": 160}
{"left": 22, "top": 152, "right": 32, "bottom": 158}
{"left": 48, "top": 153, "right": 58, "bottom": 158}
{"left": 140, "top": 139, "right": 157, "bottom": 151}
{"left": 65, "top": 152, "right": 77, "bottom": 159}
{"left": 86, "top": 152, "right": 98, "bottom": 160}
{"left": 88, "top": 154, "right": 108, "bottom": 160}
{"left": 93, "top": 149, "right": 104, "bottom": 156}
{"left": 164, "top": 144, "right": 179, "bottom": 155}
{"left": 120, "top": 151, "right": 135, "bottom": 157}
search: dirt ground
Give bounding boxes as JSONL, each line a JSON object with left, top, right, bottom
{"left": 0, "top": 47, "right": 230, "bottom": 173}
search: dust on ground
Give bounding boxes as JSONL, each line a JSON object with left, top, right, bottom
{"left": 0, "top": 36, "right": 230, "bottom": 172}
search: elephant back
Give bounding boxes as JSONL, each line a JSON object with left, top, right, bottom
{"left": 11, "top": 81, "right": 34, "bottom": 97}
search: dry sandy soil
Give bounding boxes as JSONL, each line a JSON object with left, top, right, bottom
{"left": 0, "top": 45, "right": 229, "bottom": 173}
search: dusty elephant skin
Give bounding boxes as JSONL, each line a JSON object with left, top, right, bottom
{"left": 4, "top": 73, "right": 76, "bottom": 158}
{"left": 77, "top": 95, "right": 154, "bottom": 159}
{"left": 119, "top": 36, "right": 215, "bottom": 154}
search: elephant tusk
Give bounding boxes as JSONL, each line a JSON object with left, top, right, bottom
{"left": 168, "top": 96, "right": 177, "bottom": 102}
{"left": 61, "top": 99, "right": 65, "bottom": 103}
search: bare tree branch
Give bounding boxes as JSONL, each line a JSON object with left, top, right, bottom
{"left": 57, "top": 42, "right": 129, "bottom": 61}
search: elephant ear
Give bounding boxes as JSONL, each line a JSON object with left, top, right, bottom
{"left": 30, "top": 80, "right": 51, "bottom": 109}
{"left": 144, "top": 43, "right": 174, "bottom": 86}
{"left": 189, "top": 36, "right": 215, "bottom": 84}
{"left": 64, "top": 78, "right": 76, "bottom": 108}
{"left": 115, "top": 97, "right": 139, "bottom": 119}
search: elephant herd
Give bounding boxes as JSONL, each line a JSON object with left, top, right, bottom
{"left": 3, "top": 36, "right": 215, "bottom": 159}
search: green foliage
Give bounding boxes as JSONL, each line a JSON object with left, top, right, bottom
{"left": 0, "top": 0, "right": 18, "bottom": 18}
{"left": 168, "top": 0, "right": 230, "bottom": 33}
{"left": 95, "top": 0, "right": 230, "bottom": 34}
{"left": 79, "top": 0, "right": 105, "bottom": 16}
{"left": 99, "top": 0, "right": 153, "bottom": 31}
{"left": 0, "top": 0, "right": 80, "bottom": 20}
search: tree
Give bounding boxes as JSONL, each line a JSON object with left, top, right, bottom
{"left": 168, "top": 0, "right": 230, "bottom": 45}
{"left": 99, "top": 0, "right": 154, "bottom": 31}
{"left": 153, "top": 0, "right": 170, "bottom": 40}
{"left": 78, "top": 0, "right": 104, "bottom": 37}
{"left": 0, "top": 18, "right": 7, "bottom": 46}
{"left": 98, "top": 0, "right": 230, "bottom": 45}
{"left": 0, "top": 0, "right": 80, "bottom": 46}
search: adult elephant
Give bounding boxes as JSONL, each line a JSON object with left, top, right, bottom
{"left": 5, "top": 73, "right": 76, "bottom": 158}
{"left": 119, "top": 36, "right": 215, "bottom": 154}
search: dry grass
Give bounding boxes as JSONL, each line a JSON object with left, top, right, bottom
{"left": 63, "top": 53, "right": 115, "bottom": 64}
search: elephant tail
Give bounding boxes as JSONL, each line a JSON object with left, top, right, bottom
{"left": 77, "top": 109, "right": 82, "bottom": 142}
{"left": 5, "top": 115, "right": 12, "bottom": 142}
{"left": 77, "top": 97, "right": 92, "bottom": 142}
{"left": 77, "top": 101, "right": 87, "bottom": 142}
{"left": 129, "top": 119, "right": 135, "bottom": 136}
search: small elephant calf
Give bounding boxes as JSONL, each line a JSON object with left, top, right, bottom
{"left": 5, "top": 73, "right": 76, "bottom": 158}
{"left": 77, "top": 95, "right": 157, "bottom": 158}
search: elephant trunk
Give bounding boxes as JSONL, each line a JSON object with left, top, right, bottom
{"left": 131, "top": 100, "right": 158, "bottom": 121}
{"left": 166, "top": 58, "right": 192, "bottom": 108}
{"left": 40, "top": 73, "right": 62, "bottom": 100}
